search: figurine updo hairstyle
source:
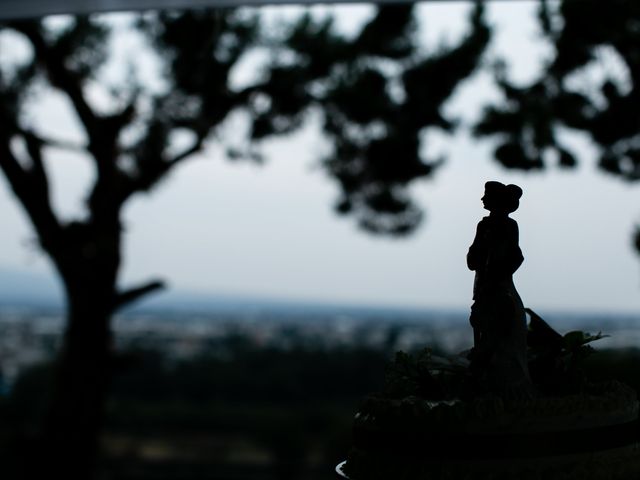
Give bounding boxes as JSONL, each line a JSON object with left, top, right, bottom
{"left": 484, "top": 181, "right": 522, "bottom": 214}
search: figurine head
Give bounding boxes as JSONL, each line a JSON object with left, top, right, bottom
{"left": 482, "top": 181, "right": 522, "bottom": 214}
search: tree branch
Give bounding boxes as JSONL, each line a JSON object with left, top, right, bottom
{"left": 19, "top": 128, "right": 88, "bottom": 153}
{"left": 113, "top": 279, "right": 166, "bottom": 311}
{"left": 23, "top": 131, "right": 50, "bottom": 196}
{"left": 120, "top": 137, "right": 206, "bottom": 203}
{"left": 13, "top": 22, "right": 99, "bottom": 137}
{"left": 0, "top": 134, "right": 61, "bottom": 250}
{"left": 0, "top": 137, "right": 28, "bottom": 188}
{"left": 167, "top": 139, "right": 205, "bottom": 168}
{"left": 14, "top": 22, "right": 137, "bottom": 217}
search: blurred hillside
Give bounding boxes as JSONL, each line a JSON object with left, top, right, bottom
{"left": 1, "top": 313, "right": 638, "bottom": 480}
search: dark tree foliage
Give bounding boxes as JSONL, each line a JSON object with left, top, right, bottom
{"left": 0, "top": 5, "right": 490, "bottom": 477}
{"left": 256, "top": 4, "right": 489, "bottom": 234}
{"left": 475, "top": 0, "right": 640, "bottom": 249}
{"left": 140, "top": 3, "right": 490, "bottom": 235}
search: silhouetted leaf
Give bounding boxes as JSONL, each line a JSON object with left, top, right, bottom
{"left": 563, "top": 330, "right": 608, "bottom": 351}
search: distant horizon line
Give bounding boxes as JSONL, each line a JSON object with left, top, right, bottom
{"left": 0, "top": 292, "right": 637, "bottom": 320}
{"left": 0, "top": 266, "right": 637, "bottom": 318}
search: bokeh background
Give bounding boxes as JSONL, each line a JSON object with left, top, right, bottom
{"left": 0, "top": 1, "right": 639, "bottom": 478}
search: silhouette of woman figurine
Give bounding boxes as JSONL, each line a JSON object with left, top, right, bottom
{"left": 467, "top": 181, "right": 532, "bottom": 397}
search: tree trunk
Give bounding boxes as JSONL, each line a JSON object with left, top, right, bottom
{"left": 42, "top": 295, "right": 112, "bottom": 478}
{"left": 28, "top": 224, "right": 120, "bottom": 479}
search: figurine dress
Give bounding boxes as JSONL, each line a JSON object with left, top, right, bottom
{"left": 467, "top": 213, "right": 531, "bottom": 396}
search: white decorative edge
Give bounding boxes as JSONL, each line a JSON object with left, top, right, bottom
{"left": 336, "top": 461, "right": 350, "bottom": 479}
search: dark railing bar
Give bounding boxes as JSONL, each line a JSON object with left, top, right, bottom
{"left": 0, "top": 0, "right": 576, "bottom": 22}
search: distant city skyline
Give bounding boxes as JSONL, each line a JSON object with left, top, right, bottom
{"left": 1, "top": 2, "right": 640, "bottom": 314}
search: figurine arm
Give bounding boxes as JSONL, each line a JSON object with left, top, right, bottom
{"left": 509, "top": 220, "right": 524, "bottom": 273}
{"left": 467, "top": 220, "right": 488, "bottom": 271}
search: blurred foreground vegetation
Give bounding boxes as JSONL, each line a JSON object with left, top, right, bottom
{"left": 1, "top": 336, "right": 392, "bottom": 480}
{"left": 0, "top": 336, "right": 638, "bottom": 480}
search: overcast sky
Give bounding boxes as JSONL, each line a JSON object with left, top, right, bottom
{"left": 1, "top": 1, "right": 640, "bottom": 314}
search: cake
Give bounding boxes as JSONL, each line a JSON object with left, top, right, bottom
{"left": 339, "top": 380, "right": 639, "bottom": 480}
{"left": 337, "top": 182, "right": 640, "bottom": 479}
{"left": 337, "top": 313, "right": 640, "bottom": 480}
